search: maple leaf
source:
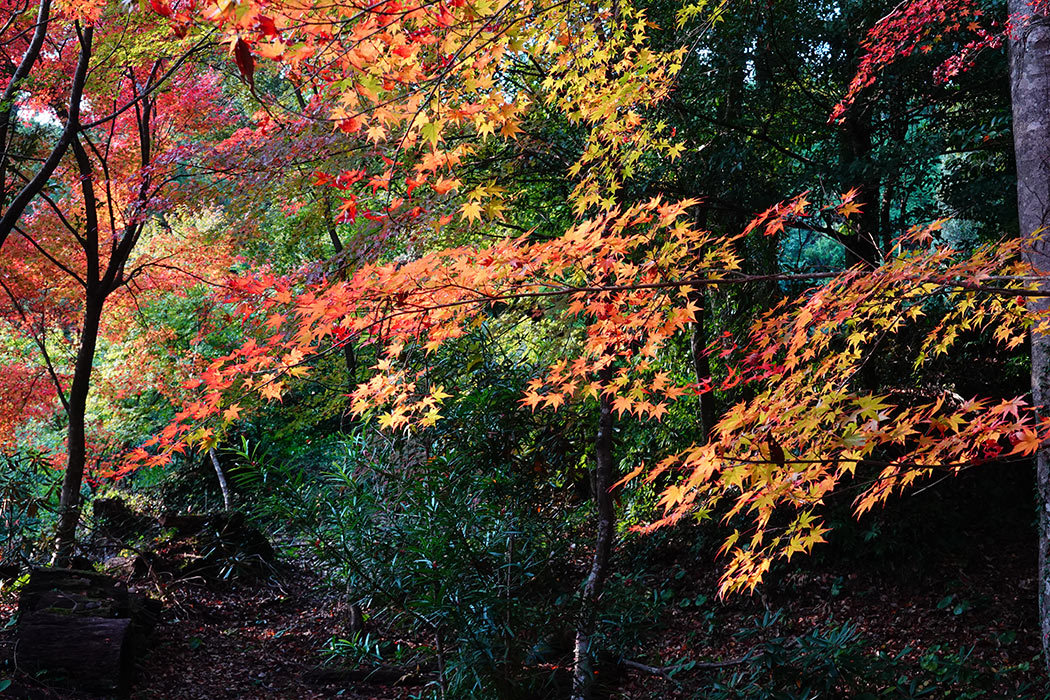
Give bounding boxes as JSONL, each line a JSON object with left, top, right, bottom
{"left": 611, "top": 394, "right": 633, "bottom": 417}
{"left": 544, "top": 393, "right": 566, "bottom": 409}
{"left": 149, "top": 0, "right": 173, "bottom": 18}
{"left": 260, "top": 381, "right": 285, "bottom": 402}
{"left": 366, "top": 124, "right": 388, "bottom": 143}
{"left": 232, "top": 39, "right": 255, "bottom": 89}
{"left": 499, "top": 119, "right": 523, "bottom": 139}
{"left": 432, "top": 177, "right": 460, "bottom": 195}
{"left": 461, "top": 200, "right": 483, "bottom": 223}
{"left": 1010, "top": 429, "right": 1042, "bottom": 455}
{"left": 837, "top": 201, "right": 864, "bottom": 218}
{"left": 521, "top": 390, "right": 543, "bottom": 410}
{"left": 338, "top": 116, "right": 364, "bottom": 133}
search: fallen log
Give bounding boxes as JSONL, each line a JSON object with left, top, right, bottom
{"left": 14, "top": 567, "right": 159, "bottom": 696}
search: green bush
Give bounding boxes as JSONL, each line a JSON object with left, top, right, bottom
{"left": 230, "top": 433, "right": 576, "bottom": 698}
{"left": 698, "top": 611, "right": 1039, "bottom": 700}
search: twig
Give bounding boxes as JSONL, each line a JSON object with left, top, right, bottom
{"left": 620, "top": 654, "right": 749, "bottom": 680}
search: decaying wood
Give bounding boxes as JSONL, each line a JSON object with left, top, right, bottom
{"left": 15, "top": 612, "right": 133, "bottom": 694}
{"left": 14, "top": 567, "right": 160, "bottom": 695}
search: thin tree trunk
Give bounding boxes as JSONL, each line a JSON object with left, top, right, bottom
{"left": 321, "top": 193, "right": 358, "bottom": 430}
{"left": 571, "top": 382, "right": 616, "bottom": 700}
{"left": 1008, "top": 0, "right": 1050, "bottom": 674}
{"left": 837, "top": 108, "right": 880, "bottom": 268}
{"left": 208, "top": 448, "right": 232, "bottom": 511}
{"left": 53, "top": 294, "right": 104, "bottom": 566}
{"left": 689, "top": 296, "right": 716, "bottom": 440}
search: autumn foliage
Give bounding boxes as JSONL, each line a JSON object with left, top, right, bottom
{"left": 0, "top": 0, "right": 1045, "bottom": 602}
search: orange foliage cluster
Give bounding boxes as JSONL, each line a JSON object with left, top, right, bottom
{"left": 10, "top": 0, "right": 1042, "bottom": 594}
{"left": 631, "top": 223, "right": 1041, "bottom": 593}
{"left": 128, "top": 179, "right": 1045, "bottom": 593}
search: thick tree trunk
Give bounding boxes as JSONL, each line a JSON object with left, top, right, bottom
{"left": 53, "top": 294, "right": 104, "bottom": 566}
{"left": 571, "top": 386, "right": 616, "bottom": 700}
{"left": 1008, "top": 0, "right": 1050, "bottom": 674}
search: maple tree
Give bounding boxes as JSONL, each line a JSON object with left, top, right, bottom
{"left": 816, "top": 0, "right": 1050, "bottom": 671}
{"left": 75, "top": 0, "right": 1040, "bottom": 691}
{"left": 0, "top": 1, "right": 239, "bottom": 561}
{"left": 1, "top": 0, "right": 1048, "bottom": 692}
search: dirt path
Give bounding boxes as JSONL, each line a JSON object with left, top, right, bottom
{"left": 130, "top": 569, "right": 409, "bottom": 700}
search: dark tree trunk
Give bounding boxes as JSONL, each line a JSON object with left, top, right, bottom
{"left": 1008, "top": 0, "right": 1050, "bottom": 674}
{"left": 838, "top": 108, "right": 881, "bottom": 267}
{"left": 571, "top": 383, "right": 616, "bottom": 700}
{"left": 322, "top": 193, "right": 359, "bottom": 430}
{"left": 53, "top": 294, "right": 104, "bottom": 566}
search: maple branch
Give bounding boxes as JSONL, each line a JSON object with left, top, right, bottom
{"left": 677, "top": 107, "right": 819, "bottom": 168}
{"left": 0, "top": 20, "right": 91, "bottom": 251}
{"left": 0, "top": 0, "right": 50, "bottom": 206}
{"left": 69, "top": 133, "right": 99, "bottom": 288}
{"left": 221, "top": 265, "right": 1033, "bottom": 388}
{"left": 79, "top": 31, "right": 215, "bottom": 131}
{"left": 0, "top": 3, "right": 30, "bottom": 47}
{"left": 5, "top": 157, "right": 89, "bottom": 248}
{"left": 712, "top": 454, "right": 1018, "bottom": 472}
{"left": 620, "top": 655, "right": 748, "bottom": 680}
{"left": 125, "top": 260, "right": 233, "bottom": 290}
{"left": 100, "top": 65, "right": 159, "bottom": 295}
{"left": 13, "top": 224, "right": 86, "bottom": 287}
{"left": 0, "top": 274, "right": 70, "bottom": 413}
{"left": 81, "top": 130, "right": 119, "bottom": 266}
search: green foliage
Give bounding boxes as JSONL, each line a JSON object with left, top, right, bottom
{"left": 229, "top": 431, "right": 577, "bottom": 698}
{"left": 697, "top": 611, "right": 1039, "bottom": 699}
{"left": 0, "top": 452, "right": 59, "bottom": 564}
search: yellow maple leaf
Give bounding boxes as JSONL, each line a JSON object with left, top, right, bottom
{"left": 260, "top": 381, "right": 285, "bottom": 402}
{"left": 461, "top": 200, "right": 483, "bottom": 223}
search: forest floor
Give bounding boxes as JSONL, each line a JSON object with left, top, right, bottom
{"left": 0, "top": 463, "right": 1046, "bottom": 698}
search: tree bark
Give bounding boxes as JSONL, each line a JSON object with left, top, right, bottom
{"left": 209, "top": 447, "right": 233, "bottom": 511}
{"left": 1008, "top": 0, "right": 1050, "bottom": 674}
{"left": 322, "top": 192, "right": 359, "bottom": 430}
{"left": 571, "top": 383, "right": 616, "bottom": 700}
{"left": 837, "top": 108, "right": 881, "bottom": 267}
{"left": 53, "top": 293, "right": 104, "bottom": 566}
